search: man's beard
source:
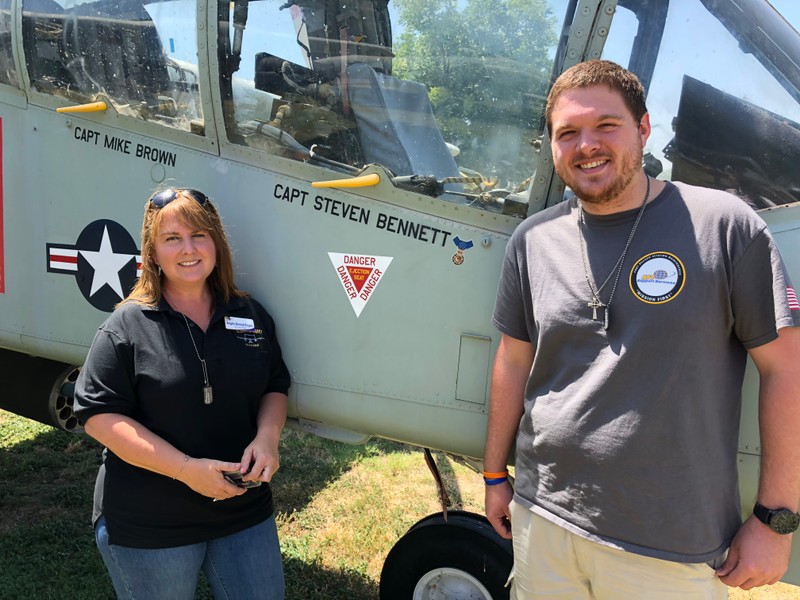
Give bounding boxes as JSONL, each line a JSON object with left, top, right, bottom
{"left": 557, "top": 146, "right": 643, "bottom": 206}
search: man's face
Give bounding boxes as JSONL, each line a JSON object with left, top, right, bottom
{"left": 550, "top": 85, "right": 650, "bottom": 207}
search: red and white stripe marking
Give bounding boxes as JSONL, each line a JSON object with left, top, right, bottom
{"left": 48, "top": 247, "right": 78, "bottom": 272}
{"left": 48, "top": 246, "right": 142, "bottom": 277}
{"left": 788, "top": 286, "right": 800, "bottom": 311}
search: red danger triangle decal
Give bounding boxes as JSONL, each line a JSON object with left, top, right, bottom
{"left": 346, "top": 266, "right": 373, "bottom": 293}
{"left": 329, "top": 253, "right": 393, "bottom": 317}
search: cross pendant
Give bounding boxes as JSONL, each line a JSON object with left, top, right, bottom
{"left": 588, "top": 297, "right": 605, "bottom": 321}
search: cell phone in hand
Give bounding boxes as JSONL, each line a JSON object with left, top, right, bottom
{"left": 223, "top": 470, "right": 262, "bottom": 489}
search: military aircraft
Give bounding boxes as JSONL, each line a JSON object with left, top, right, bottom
{"left": 1, "top": 0, "right": 799, "bottom": 596}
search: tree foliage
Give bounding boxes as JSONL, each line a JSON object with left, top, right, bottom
{"left": 391, "top": 0, "right": 558, "bottom": 186}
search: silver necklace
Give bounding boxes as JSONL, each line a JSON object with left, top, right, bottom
{"left": 181, "top": 313, "right": 213, "bottom": 405}
{"left": 578, "top": 175, "right": 650, "bottom": 331}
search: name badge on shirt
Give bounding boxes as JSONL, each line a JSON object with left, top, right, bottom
{"left": 225, "top": 316, "right": 255, "bottom": 331}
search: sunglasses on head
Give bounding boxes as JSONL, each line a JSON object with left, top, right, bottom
{"left": 150, "top": 188, "right": 208, "bottom": 209}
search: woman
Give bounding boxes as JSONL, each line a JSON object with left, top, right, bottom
{"left": 75, "top": 188, "right": 290, "bottom": 599}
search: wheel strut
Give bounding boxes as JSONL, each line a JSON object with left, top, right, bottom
{"left": 423, "top": 448, "right": 450, "bottom": 521}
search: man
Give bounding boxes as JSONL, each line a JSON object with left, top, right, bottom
{"left": 484, "top": 59, "right": 800, "bottom": 598}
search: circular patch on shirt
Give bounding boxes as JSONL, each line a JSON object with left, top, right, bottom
{"left": 629, "top": 252, "right": 685, "bottom": 304}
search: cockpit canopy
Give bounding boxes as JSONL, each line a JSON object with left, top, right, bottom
{"left": 8, "top": 0, "right": 800, "bottom": 213}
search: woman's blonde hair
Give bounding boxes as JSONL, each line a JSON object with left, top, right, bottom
{"left": 122, "top": 188, "right": 246, "bottom": 307}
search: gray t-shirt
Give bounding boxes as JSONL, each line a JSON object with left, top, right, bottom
{"left": 493, "top": 181, "right": 800, "bottom": 563}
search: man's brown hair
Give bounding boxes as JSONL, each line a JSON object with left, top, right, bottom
{"left": 545, "top": 60, "right": 647, "bottom": 135}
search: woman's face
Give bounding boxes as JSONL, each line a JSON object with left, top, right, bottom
{"left": 153, "top": 213, "right": 216, "bottom": 292}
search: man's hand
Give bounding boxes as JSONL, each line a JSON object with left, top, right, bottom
{"left": 716, "top": 515, "right": 793, "bottom": 589}
{"left": 485, "top": 481, "right": 514, "bottom": 539}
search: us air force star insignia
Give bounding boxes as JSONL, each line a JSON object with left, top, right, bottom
{"left": 80, "top": 226, "right": 136, "bottom": 298}
{"left": 629, "top": 251, "right": 685, "bottom": 304}
{"left": 47, "top": 219, "right": 141, "bottom": 312}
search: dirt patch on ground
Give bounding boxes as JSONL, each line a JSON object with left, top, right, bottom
{"left": 729, "top": 583, "right": 800, "bottom": 598}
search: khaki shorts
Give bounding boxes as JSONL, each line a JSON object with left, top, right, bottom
{"left": 508, "top": 500, "right": 729, "bottom": 600}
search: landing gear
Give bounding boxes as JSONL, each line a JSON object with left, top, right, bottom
{"left": 380, "top": 511, "right": 513, "bottom": 600}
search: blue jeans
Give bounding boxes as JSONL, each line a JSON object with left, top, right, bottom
{"left": 95, "top": 515, "right": 284, "bottom": 600}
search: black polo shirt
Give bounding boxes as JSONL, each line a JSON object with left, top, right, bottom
{"left": 75, "top": 294, "right": 291, "bottom": 548}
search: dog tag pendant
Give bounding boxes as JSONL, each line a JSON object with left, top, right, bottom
{"left": 203, "top": 385, "right": 214, "bottom": 405}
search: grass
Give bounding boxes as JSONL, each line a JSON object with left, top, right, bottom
{"left": 0, "top": 410, "right": 484, "bottom": 599}
{"left": 0, "top": 409, "right": 798, "bottom": 599}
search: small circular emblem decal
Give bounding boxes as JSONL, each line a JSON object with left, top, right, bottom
{"left": 630, "top": 252, "right": 685, "bottom": 304}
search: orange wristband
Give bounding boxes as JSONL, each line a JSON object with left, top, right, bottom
{"left": 482, "top": 470, "right": 509, "bottom": 478}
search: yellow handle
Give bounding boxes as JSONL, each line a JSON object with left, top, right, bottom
{"left": 312, "top": 173, "right": 381, "bottom": 188}
{"left": 56, "top": 101, "right": 108, "bottom": 114}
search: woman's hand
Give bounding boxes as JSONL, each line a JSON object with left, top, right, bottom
{"left": 238, "top": 436, "right": 280, "bottom": 484}
{"left": 178, "top": 457, "right": 248, "bottom": 500}
{"left": 84, "top": 414, "right": 245, "bottom": 501}
{"left": 238, "top": 391, "right": 288, "bottom": 484}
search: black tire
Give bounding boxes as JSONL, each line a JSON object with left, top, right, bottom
{"left": 380, "top": 511, "right": 513, "bottom": 600}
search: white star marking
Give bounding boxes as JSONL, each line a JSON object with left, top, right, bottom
{"left": 79, "top": 226, "right": 137, "bottom": 299}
